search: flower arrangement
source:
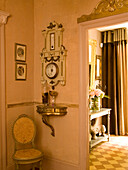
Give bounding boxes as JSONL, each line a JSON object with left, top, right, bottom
{"left": 89, "top": 88, "right": 109, "bottom": 111}
{"left": 89, "top": 88, "right": 105, "bottom": 99}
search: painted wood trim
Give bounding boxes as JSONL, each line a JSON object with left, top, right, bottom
{"left": 0, "top": 10, "right": 10, "bottom": 170}
{"left": 42, "top": 156, "right": 79, "bottom": 170}
{"left": 7, "top": 164, "right": 14, "bottom": 170}
{"left": 79, "top": 24, "right": 90, "bottom": 170}
{"left": 78, "top": 11, "right": 128, "bottom": 170}
{"left": 7, "top": 101, "right": 79, "bottom": 108}
{"left": 7, "top": 157, "right": 79, "bottom": 170}
{"left": 7, "top": 101, "right": 35, "bottom": 108}
{"left": 0, "top": 24, "right": 7, "bottom": 170}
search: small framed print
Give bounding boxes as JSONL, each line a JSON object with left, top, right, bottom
{"left": 15, "top": 43, "right": 26, "bottom": 62}
{"left": 15, "top": 63, "right": 27, "bottom": 80}
{"left": 50, "top": 33, "right": 55, "bottom": 50}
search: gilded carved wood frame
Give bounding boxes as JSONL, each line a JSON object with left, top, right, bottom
{"left": 78, "top": 0, "right": 128, "bottom": 23}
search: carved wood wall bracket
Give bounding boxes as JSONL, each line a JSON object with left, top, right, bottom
{"left": 36, "top": 104, "right": 67, "bottom": 137}
{"left": 77, "top": 0, "right": 128, "bottom": 23}
{"left": 42, "top": 116, "right": 55, "bottom": 136}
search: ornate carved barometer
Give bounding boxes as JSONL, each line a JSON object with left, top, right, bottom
{"left": 41, "top": 21, "right": 67, "bottom": 89}
{"left": 37, "top": 22, "right": 67, "bottom": 137}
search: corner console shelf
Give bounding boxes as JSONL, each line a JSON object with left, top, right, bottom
{"left": 36, "top": 104, "right": 67, "bottom": 136}
{"left": 89, "top": 108, "right": 111, "bottom": 150}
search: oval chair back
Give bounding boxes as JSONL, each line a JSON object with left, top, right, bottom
{"left": 12, "top": 114, "right": 43, "bottom": 170}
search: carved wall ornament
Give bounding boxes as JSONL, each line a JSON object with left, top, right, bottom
{"left": 77, "top": 0, "right": 128, "bottom": 23}
{"left": 0, "top": 15, "right": 7, "bottom": 24}
{"left": 41, "top": 21, "right": 67, "bottom": 88}
{"left": 0, "top": 10, "right": 10, "bottom": 25}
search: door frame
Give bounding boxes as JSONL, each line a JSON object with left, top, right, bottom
{"left": 78, "top": 12, "right": 128, "bottom": 170}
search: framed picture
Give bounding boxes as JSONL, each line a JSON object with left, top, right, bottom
{"left": 15, "top": 43, "right": 26, "bottom": 62}
{"left": 95, "top": 55, "right": 102, "bottom": 80}
{"left": 15, "top": 63, "right": 27, "bottom": 80}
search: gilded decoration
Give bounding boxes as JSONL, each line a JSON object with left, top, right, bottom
{"left": 77, "top": 0, "right": 128, "bottom": 23}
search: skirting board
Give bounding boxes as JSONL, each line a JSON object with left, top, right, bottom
{"left": 42, "top": 157, "right": 79, "bottom": 170}
{"left": 7, "top": 164, "right": 14, "bottom": 170}
{"left": 7, "top": 158, "right": 79, "bottom": 170}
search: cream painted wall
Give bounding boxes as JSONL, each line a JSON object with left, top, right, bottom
{"left": 0, "top": 0, "right": 5, "bottom": 11}
{"left": 34, "top": 0, "right": 100, "bottom": 168}
{"left": 89, "top": 29, "right": 102, "bottom": 56}
{"left": 89, "top": 29, "right": 102, "bottom": 129}
{"left": 5, "top": 0, "right": 34, "bottom": 104}
{"left": 0, "top": 0, "right": 102, "bottom": 169}
{"left": 0, "top": 0, "right": 34, "bottom": 168}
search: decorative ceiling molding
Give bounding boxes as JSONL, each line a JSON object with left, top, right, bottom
{"left": 0, "top": 10, "right": 10, "bottom": 25}
{"left": 77, "top": 0, "right": 128, "bottom": 23}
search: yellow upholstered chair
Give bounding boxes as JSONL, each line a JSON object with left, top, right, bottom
{"left": 12, "top": 114, "right": 43, "bottom": 170}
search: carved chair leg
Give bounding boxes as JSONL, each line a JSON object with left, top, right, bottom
{"left": 15, "top": 163, "right": 19, "bottom": 170}
{"left": 39, "top": 160, "right": 42, "bottom": 170}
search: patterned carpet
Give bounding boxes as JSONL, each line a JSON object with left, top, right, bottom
{"left": 89, "top": 136, "right": 128, "bottom": 170}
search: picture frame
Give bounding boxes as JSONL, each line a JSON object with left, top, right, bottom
{"left": 15, "top": 63, "right": 27, "bottom": 80}
{"left": 15, "top": 43, "right": 26, "bottom": 62}
{"left": 95, "top": 55, "right": 102, "bottom": 80}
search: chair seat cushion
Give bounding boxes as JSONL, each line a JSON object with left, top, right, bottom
{"left": 14, "top": 148, "right": 43, "bottom": 160}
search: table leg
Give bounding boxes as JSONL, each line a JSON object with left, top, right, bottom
{"left": 107, "top": 111, "right": 110, "bottom": 141}
{"left": 89, "top": 115, "right": 91, "bottom": 152}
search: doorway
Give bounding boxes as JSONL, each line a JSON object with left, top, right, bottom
{"left": 89, "top": 22, "right": 128, "bottom": 135}
{"left": 79, "top": 12, "right": 128, "bottom": 170}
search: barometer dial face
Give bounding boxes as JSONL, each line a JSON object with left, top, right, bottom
{"left": 45, "top": 63, "right": 59, "bottom": 79}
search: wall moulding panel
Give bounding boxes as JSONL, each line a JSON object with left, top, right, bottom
{"left": 0, "top": 10, "right": 10, "bottom": 170}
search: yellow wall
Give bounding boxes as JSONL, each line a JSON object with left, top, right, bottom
{"left": 0, "top": 0, "right": 101, "bottom": 169}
